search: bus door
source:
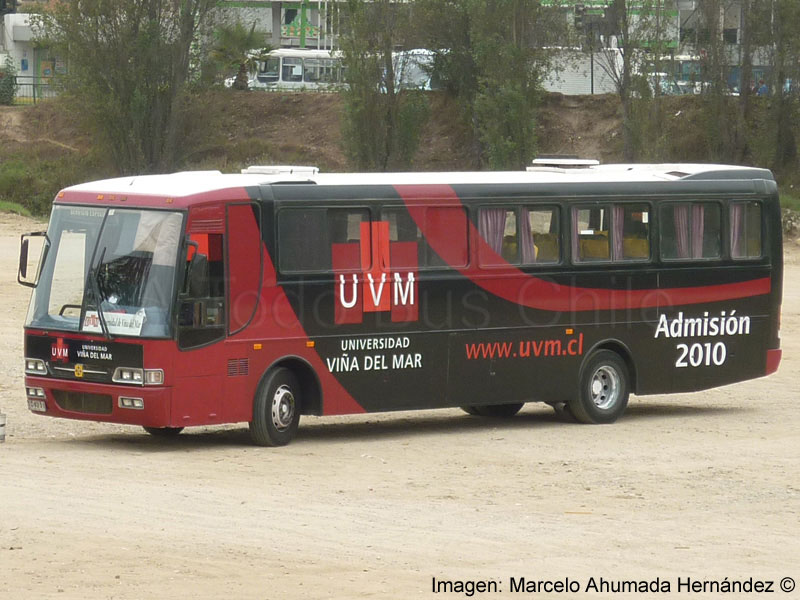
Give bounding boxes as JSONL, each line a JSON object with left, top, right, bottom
{"left": 173, "top": 205, "right": 227, "bottom": 425}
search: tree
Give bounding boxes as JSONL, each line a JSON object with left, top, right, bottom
{"left": 694, "top": 0, "right": 739, "bottom": 161}
{"left": 418, "top": 0, "right": 563, "bottom": 169}
{"left": 340, "top": 0, "right": 429, "bottom": 171}
{"left": 209, "top": 21, "right": 271, "bottom": 90}
{"left": 34, "top": 0, "right": 216, "bottom": 174}
{"left": 764, "top": 0, "right": 800, "bottom": 171}
{"left": 595, "top": 0, "right": 673, "bottom": 161}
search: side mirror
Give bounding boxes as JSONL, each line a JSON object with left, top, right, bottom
{"left": 181, "top": 239, "right": 200, "bottom": 295}
{"left": 19, "top": 238, "right": 28, "bottom": 279}
{"left": 18, "top": 231, "right": 47, "bottom": 288}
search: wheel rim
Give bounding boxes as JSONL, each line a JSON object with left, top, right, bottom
{"left": 589, "top": 365, "right": 620, "bottom": 410}
{"left": 271, "top": 385, "right": 295, "bottom": 432}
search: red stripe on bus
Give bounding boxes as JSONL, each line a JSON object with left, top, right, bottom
{"left": 395, "top": 184, "right": 770, "bottom": 311}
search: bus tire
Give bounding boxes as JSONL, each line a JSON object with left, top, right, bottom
{"left": 548, "top": 402, "right": 577, "bottom": 422}
{"left": 460, "top": 403, "right": 524, "bottom": 418}
{"left": 249, "top": 367, "right": 301, "bottom": 446}
{"left": 143, "top": 426, "right": 184, "bottom": 437}
{"left": 569, "top": 350, "right": 629, "bottom": 424}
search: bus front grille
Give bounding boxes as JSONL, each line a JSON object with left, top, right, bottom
{"left": 52, "top": 391, "right": 113, "bottom": 415}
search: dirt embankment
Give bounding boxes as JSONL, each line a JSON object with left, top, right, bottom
{"left": 1, "top": 91, "right": 623, "bottom": 178}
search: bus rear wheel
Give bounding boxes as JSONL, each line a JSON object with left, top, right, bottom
{"left": 143, "top": 426, "right": 184, "bottom": 437}
{"left": 249, "top": 367, "right": 301, "bottom": 447}
{"left": 460, "top": 403, "right": 524, "bottom": 418}
{"left": 568, "top": 350, "right": 629, "bottom": 424}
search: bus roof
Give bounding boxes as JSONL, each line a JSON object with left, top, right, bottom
{"left": 266, "top": 48, "right": 338, "bottom": 59}
{"left": 59, "top": 163, "right": 775, "bottom": 203}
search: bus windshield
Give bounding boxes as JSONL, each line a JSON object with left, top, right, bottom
{"left": 25, "top": 206, "right": 184, "bottom": 338}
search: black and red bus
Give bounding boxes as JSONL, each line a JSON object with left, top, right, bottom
{"left": 19, "top": 162, "right": 782, "bottom": 445}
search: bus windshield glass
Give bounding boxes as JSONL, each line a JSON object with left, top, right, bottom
{"left": 25, "top": 206, "right": 184, "bottom": 338}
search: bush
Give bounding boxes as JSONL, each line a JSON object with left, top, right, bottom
{"left": 0, "top": 155, "right": 102, "bottom": 216}
{"left": 0, "top": 55, "right": 18, "bottom": 105}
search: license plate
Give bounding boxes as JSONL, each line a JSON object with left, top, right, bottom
{"left": 28, "top": 399, "right": 46, "bottom": 413}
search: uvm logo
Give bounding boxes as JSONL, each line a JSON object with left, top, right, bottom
{"left": 51, "top": 337, "right": 69, "bottom": 363}
{"left": 333, "top": 221, "right": 418, "bottom": 324}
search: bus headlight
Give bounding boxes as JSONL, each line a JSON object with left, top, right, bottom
{"left": 26, "top": 386, "right": 45, "bottom": 398}
{"left": 112, "top": 368, "right": 164, "bottom": 386}
{"left": 144, "top": 369, "right": 164, "bottom": 385}
{"left": 25, "top": 358, "right": 47, "bottom": 375}
{"left": 112, "top": 367, "right": 144, "bottom": 384}
{"left": 119, "top": 396, "right": 144, "bottom": 410}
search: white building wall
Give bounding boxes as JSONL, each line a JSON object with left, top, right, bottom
{"left": 2, "top": 13, "right": 34, "bottom": 77}
{"left": 544, "top": 49, "right": 620, "bottom": 95}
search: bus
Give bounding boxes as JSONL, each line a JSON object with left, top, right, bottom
{"left": 237, "top": 47, "right": 438, "bottom": 92}
{"left": 252, "top": 48, "right": 344, "bottom": 91}
{"left": 19, "top": 162, "right": 782, "bottom": 446}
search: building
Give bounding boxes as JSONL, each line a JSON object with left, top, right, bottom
{"left": 217, "top": 0, "right": 341, "bottom": 50}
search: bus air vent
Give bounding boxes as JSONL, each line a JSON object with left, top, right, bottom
{"left": 52, "top": 391, "right": 113, "bottom": 415}
{"left": 227, "top": 358, "right": 250, "bottom": 377}
{"left": 189, "top": 218, "right": 224, "bottom": 233}
{"left": 242, "top": 165, "right": 320, "bottom": 175}
{"left": 528, "top": 156, "right": 599, "bottom": 170}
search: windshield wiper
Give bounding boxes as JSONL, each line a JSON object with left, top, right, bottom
{"left": 86, "top": 247, "right": 113, "bottom": 340}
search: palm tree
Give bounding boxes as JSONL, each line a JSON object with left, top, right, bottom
{"left": 210, "top": 21, "right": 271, "bottom": 90}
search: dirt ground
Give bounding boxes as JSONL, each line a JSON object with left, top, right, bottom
{"left": 0, "top": 213, "right": 798, "bottom": 600}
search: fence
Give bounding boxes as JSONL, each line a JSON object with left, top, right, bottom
{"left": 12, "top": 76, "right": 56, "bottom": 104}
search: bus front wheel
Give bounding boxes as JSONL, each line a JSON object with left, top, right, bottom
{"left": 569, "top": 350, "right": 629, "bottom": 424}
{"left": 249, "top": 367, "right": 301, "bottom": 446}
{"left": 460, "top": 403, "right": 524, "bottom": 418}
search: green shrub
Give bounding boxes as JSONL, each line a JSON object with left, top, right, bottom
{"left": 0, "top": 156, "right": 101, "bottom": 216}
{"left": 0, "top": 55, "right": 18, "bottom": 105}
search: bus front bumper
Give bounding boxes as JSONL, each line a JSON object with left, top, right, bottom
{"left": 24, "top": 376, "right": 173, "bottom": 427}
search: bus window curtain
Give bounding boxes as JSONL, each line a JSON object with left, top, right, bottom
{"left": 691, "top": 204, "right": 705, "bottom": 258}
{"left": 519, "top": 209, "right": 536, "bottom": 263}
{"left": 673, "top": 204, "right": 690, "bottom": 258}
{"left": 612, "top": 205, "right": 624, "bottom": 260}
{"left": 730, "top": 203, "right": 744, "bottom": 257}
{"left": 479, "top": 208, "right": 506, "bottom": 255}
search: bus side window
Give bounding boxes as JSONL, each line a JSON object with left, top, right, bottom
{"left": 660, "top": 202, "right": 721, "bottom": 260}
{"left": 278, "top": 209, "right": 330, "bottom": 272}
{"left": 259, "top": 57, "right": 280, "bottom": 83}
{"left": 730, "top": 201, "right": 762, "bottom": 259}
{"left": 184, "top": 233, "right": 224, "bottom": 298}
{"left": 381, "top": 206, "right": 467, "bottom": 269}
{"left": 382, "top": 208, "right": 422, "bottom": 269}
{"left": 283, "top": 58, "right": 303, "bottom": 82}
{"left": 573, "top": 207, "right": 610, "bottom": 261}
{"left": 619, "top": 204, "right": 650, "bottom": 260}
{"left": 330, "top": 208, "right": 371, "bottom": 272}
{"left": 303, "top": 59, "right": 320, "bottom": 83}
{"left": 426, "top": 207, "right": 468, "bottom": 268}
{"left": 522, "top": 206, "right": 560, "bottom": 264}
{"left": 278, "top": 208, "right": 369, "bottom": 274}
{"left": 178, "top": 232, "right": 226, "bottom": 349}
{"left": 478, "top": 208, "right": 518, "bottom": 266}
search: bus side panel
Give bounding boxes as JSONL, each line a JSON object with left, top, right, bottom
{"left": 639, "top": 264, "right": 774, "bottom": 394}
{"left": 172, "top": 343, "right": 225, "bottom": 425}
